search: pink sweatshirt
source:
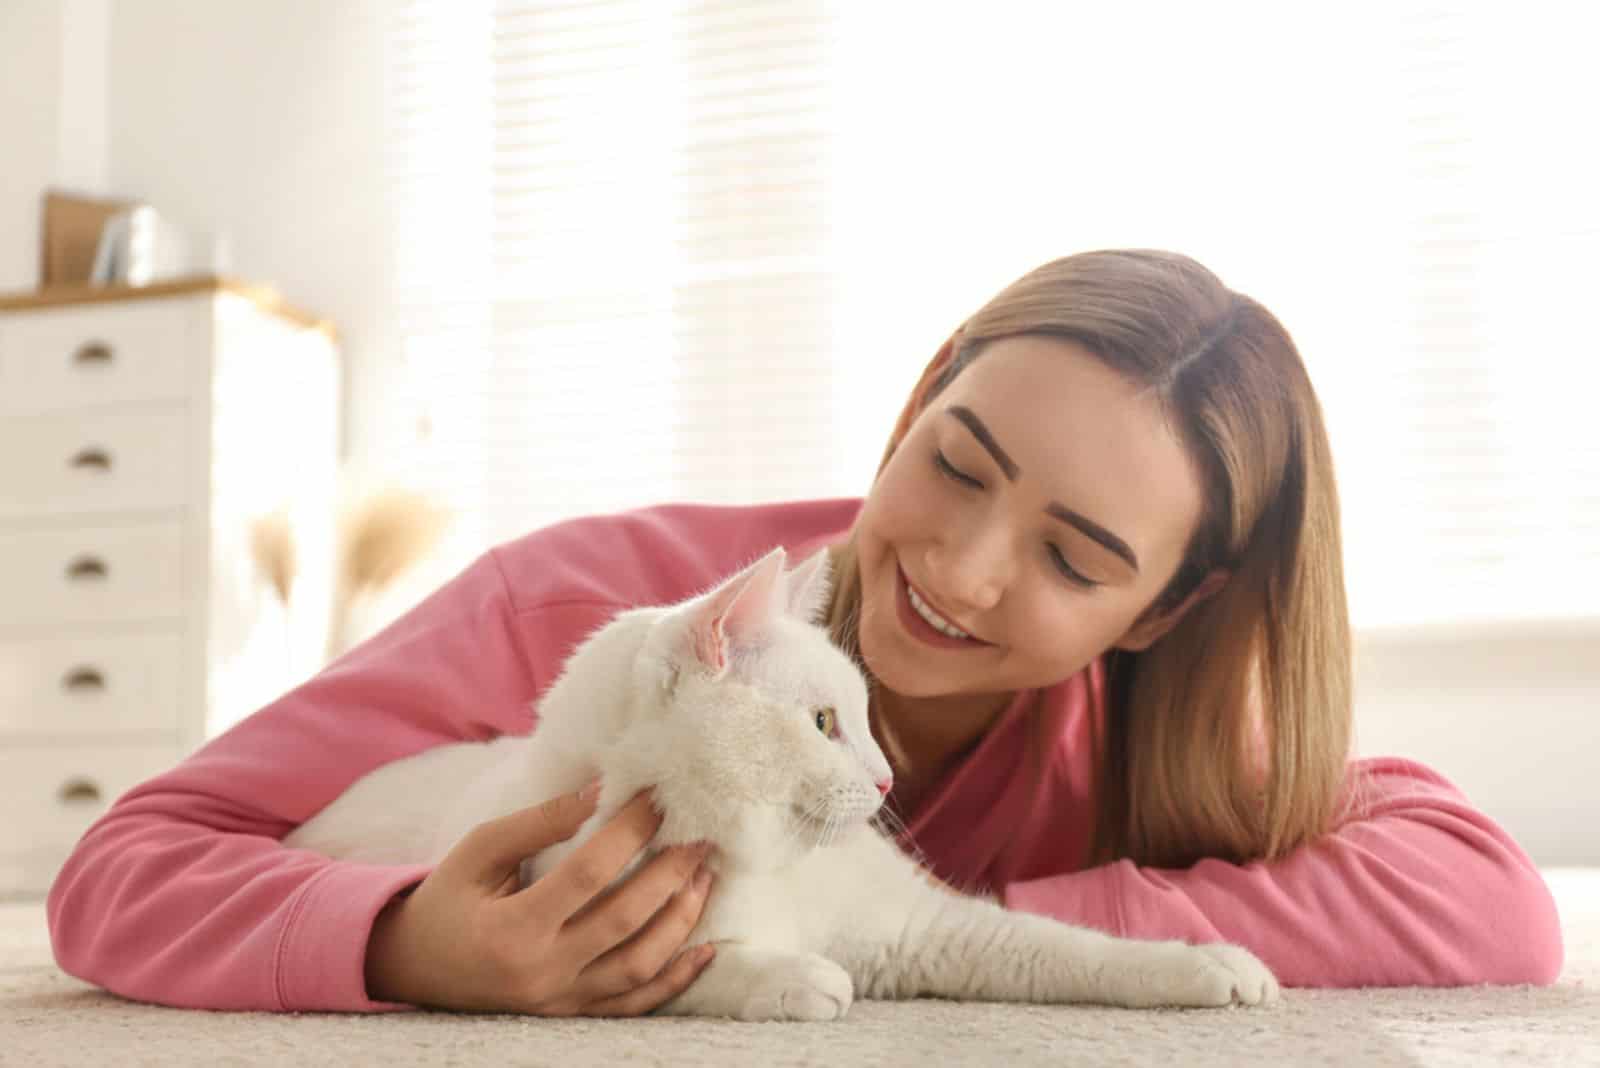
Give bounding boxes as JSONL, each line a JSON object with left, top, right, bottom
{"left": 46, "top": 499, "right": 1564, "bottom": 1011}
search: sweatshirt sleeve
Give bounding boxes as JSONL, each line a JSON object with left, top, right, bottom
{"left": 46, "top": 549, "right": 539, "bottom": 1012}
{"left": 1001, "top": 756, "right": 1564, "bottom": 988}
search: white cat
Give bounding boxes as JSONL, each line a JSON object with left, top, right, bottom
{"left": 285, "top": 547, "right": 1280, "bottom": 1020}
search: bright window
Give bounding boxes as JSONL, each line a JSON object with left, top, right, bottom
{"left": 386, "top": 1, "right": 1599, "bottom": 630}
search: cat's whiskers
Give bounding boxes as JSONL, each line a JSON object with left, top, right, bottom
{"left": 774, "top": 797, "right": 821, "bottom": 855}
{"left": 811, "top": 799, "right": 835, "bottom": 848}
{"left": 803, "top": 795, "right": 832, "bottom": 848}
{"left": 871, "top": 803, "right": 935, "bottom": 873}
{"left": 825, "top": 808, "right": 846, "bottom": 849}
{"left": 794, "top": 793, "right": 851, "bottom": 852}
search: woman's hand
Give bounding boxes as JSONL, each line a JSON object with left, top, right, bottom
{"left": 364, "top": 785, "right": 717, "bottom": 1015}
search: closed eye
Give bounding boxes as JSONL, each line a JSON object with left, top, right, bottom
{"left": 934, "top": 449, "right": 984, "bottom": 489}
{"left": 939, "top": 450, "right": 1099, "bottom": 590}
{"left": 1048, "top": 543, "right": 1100, "bottom": 589}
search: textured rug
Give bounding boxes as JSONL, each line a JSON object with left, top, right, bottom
{"left": 4, "top": 870, "right": 1597, "bottom": 1067}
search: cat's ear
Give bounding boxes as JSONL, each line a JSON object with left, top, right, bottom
{"left": 785, "top": 548, "right": 833, "bottom": 624}
{"left": 687, "top": 547, "right": 788, "bottom": 676}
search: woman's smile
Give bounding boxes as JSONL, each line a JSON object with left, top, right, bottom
{"left": 895, "top": 564, "right": 992, "bottom": 649}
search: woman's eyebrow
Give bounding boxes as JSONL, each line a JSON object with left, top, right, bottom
{"left": 1045, "top": 504, "right": 1140, "bottom": 574}
{"left": 945, "top": 405, "right": 1140, "bottom": 574}
{"left": 948, "top": 406, "right": 1019, "bottom": 480}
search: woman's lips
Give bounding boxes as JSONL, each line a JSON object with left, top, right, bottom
{"left": 895, "top": 565, "right": 989, "bottom": 649}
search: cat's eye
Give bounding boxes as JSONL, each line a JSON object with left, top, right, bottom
{"left": 814, "top": 706, "right": 837, "bottom": 737}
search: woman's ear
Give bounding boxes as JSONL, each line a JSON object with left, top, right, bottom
{"left": 1114, "top": 568, "right": 1230, "bottom": 652}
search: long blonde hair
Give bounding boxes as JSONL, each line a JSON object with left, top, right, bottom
{"left": 825, "top": 249, "right": 1352, "bottom": 870}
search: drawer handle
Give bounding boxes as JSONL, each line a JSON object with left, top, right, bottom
{"left": 62, "top": 666, "right": 107, "bottom": 693}
{"left": 58, "top": 778, "right": 103, "bottom": 805}
{"left": 73, "top": 341, "right": 115, "bottom": 368}
{"left": 69, "top": 446, "right": 114, "bottom": 473}
{"left": 65, "top": 555, "right": 109, "bottom": 581}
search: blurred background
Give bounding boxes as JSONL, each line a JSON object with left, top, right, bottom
{"left": 1, "top": 0, "right": 1595, "bottom": 867}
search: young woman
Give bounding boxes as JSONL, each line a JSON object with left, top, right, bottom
{"left": 47, "top": 250, "right": 1563, "bottom": 1015}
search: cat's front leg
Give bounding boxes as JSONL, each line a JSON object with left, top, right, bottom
{"left": 657, "top": 944, "right": 854, "bottom": 1022}
{"left": 859, "top": 884, "right": 1279, "bottom": 1009}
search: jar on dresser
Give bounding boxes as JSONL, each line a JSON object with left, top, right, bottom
{"left": 0, "top": 276, "right": 340, "bottom": 899}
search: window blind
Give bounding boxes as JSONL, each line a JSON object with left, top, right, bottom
{"left": 385, "top": 0, "right": 841, "bottom": 553}
{"left": 384, "top": 0, "right": 1597, "bottom": 630}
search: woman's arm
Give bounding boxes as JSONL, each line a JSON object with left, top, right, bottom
{"left": 1002, "top": 757, "right": 1564, "bottom": 987}
{"left": 46, "top": 550, "right": 536, "bottom": 1011}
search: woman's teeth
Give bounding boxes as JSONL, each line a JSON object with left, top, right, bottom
{"left": 907, "top": 583, "right": 971, "bottom": 640}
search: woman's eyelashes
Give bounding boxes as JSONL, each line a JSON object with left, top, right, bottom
{"left": 1047, "top": 544, "right": 1100, "bottom": 589}
{"left": 933, "top": 448, "right": 983, "bottom": 489}
{"left": 932, "top": 449, "right": 1100, "bottom": 590}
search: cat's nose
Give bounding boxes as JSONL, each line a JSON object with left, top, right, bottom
{"left": 875, "top": 778, "right": 893, "bottom": 797}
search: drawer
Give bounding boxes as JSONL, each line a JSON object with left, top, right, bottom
{"left": 0, "top": 300, "right": 196, "bottom": 414}
{"left": 0, "top": 740, "right": 183, "bottom": 898}
{"left": 0, "top": 406, "right": 189, "bottom": 519}
{"left": 0, "top": 630, "right": 185, "bottom": 734}
{"left": 0, "top": 521, "right": 186, "bottom": 627}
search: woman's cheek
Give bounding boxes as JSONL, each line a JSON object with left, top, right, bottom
{"left": 1019, "top": 595, "right": 1099, "bottom": 665}
{"left": 870, "top": 457, "right": 937, "bottom": 538}
{"left": 1052, "top": 604, "right": 1133, "bottom": 670}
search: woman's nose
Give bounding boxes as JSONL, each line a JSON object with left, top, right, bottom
{"left": 926, "top": 525, "right": 1012, "bottom": 611}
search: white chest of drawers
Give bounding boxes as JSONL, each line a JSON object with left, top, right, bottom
{"left": 0, "top": 277, "right": 340, "bottom": 898}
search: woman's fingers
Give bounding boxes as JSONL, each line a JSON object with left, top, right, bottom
{"left": 573, "top": 858, "right": 716, "bottom": 1001}
{"left": 458, "top": 785, "right": 599, "bottom": 890}
{"left": 583, "top": 943, "right": 718, "bottom": 1018}
{"left": 562, "top": 839, "right": 710, "bottom": 963}
{"left": 514, "top": 791, "right": 663, "bottom": 923}
{"left": 467, "top": 783, "right": 722, "bottom": 1018}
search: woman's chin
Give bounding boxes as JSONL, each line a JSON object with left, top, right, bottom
{"left": 858, "top": 632, "right": 949, "bottom": 699}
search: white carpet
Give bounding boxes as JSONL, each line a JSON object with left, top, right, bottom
{"left": 5, "top": 870, "right": 1597, "bottom": 1067}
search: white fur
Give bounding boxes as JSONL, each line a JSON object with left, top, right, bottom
{"left": 286, "top": 547, "right": 1280, "bottom": 1020}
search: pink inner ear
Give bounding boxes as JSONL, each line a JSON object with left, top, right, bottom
{"left": 692, "top": 616, "right": 727, "bottom": 673}
{"left": 785, "top": 548, "right": 832, "bottom": 623}
{"left": 688, "top": 548, "right": 787, "bottom": 674}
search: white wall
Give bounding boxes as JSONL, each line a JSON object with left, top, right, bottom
{"left": 0, "top": 0, "right": 111, "bottom": 291}
{"left": 0, "top": 1, "right": 64, "bottom": 290}
{"left": 1354, "top": 622, "right": 1599, "bottom": 867}
{"left": 3, "top": 1, "right": 1595, "bottom": 865}
{"left": 104, "top": 0, "right": 410, "bottom": 460}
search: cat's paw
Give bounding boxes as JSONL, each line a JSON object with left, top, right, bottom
{"left": 735, "top": 956, "right": 855, "bottom": 1022}
{"left": 1116, "top": 941, "right": 1280, "bottom": 1009}
{"left": 1195, "top": 943, "right": 1280, "bottom": 1006}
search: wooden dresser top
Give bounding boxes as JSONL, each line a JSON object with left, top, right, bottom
{"left": 0, "top": 275, "right": 336, "bottom": 338}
